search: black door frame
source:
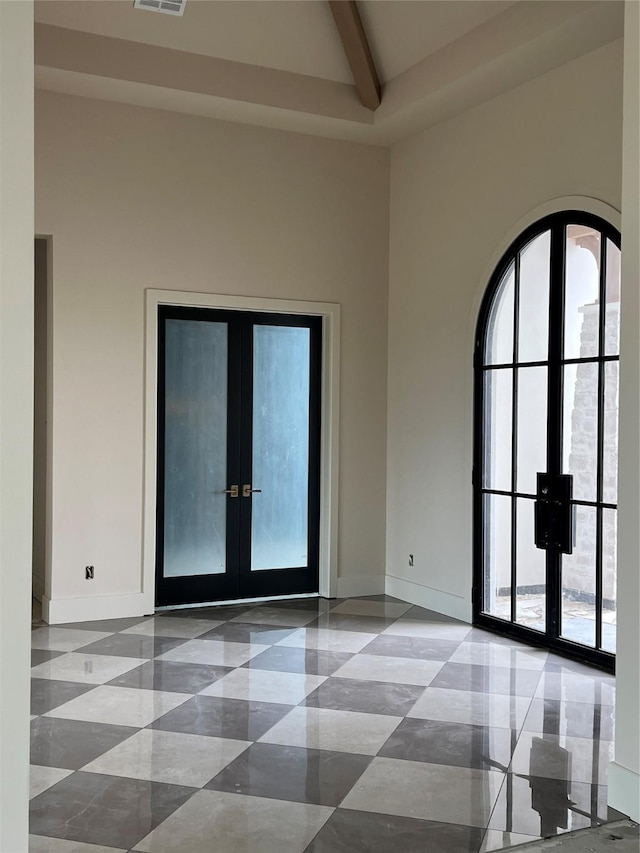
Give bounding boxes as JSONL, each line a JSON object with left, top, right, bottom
{"left": 155, "top": 305, "right": 322, "bottom": 607}
{"left": 472, "top": 211, "right": 620, "bottom": 673}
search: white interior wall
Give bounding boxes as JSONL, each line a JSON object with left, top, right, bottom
{"left": 0, "top": 1, "right": 34, "bottom": 849}
{"left": 386, "top": 38, "right": 623, "bottom": 621}
{"left": 35, "top": 92, "right": 390, "bottom": 619}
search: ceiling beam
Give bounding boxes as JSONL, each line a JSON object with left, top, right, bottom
{"left": 328, "top": 0, "right": 381, "bottom": 111}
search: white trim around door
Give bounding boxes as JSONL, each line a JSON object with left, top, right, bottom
{"left": 142, "top": 289, "right": 341, "bottom": 613}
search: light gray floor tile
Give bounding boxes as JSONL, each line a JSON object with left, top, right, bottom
{"left": 487, "top": 773, "right": 612, "bottom": 837}
{"left": 46, "top": 685, "right": 190, "bottom": 728}
{"left": 449, "top": 642, "right": 548, "bottom": 671}
{"left": 332, "top": 653, "right": 443, "bottom": 686}
{"left": 31, "top": 653, "right": 148, "bottom": 684}
{"left": 341, "top": 757, "right": 503, "bottom": 827}
{"left": 30, "top": 628, "right": 113, "bottom": 652}
{"left": 535, "top": 672, "right": 616, "bottom": 706}
{"left": 30, "top": 765, "right": 73, "bottom": 799}
{"left": 276, "top": 627, "right": 378, "bottom": 653}
{"left": 122, "top": 617, "right": 223, "bottom": 639}
{"left": 407, "top": 686, "right": 531, "bottom": 729}
{"left": 200, "top": 668, "right": 326, "bottom": 704}
{"left": 259, "top": 706, "right": 402, "bottom": 755}
{"left": 133, "top": 789, "right": 332, "bottom": 853}
{"left": 509, "top": 731, "right": 614, "bottom": 785}
{"left": 480, "top": 830, "right": 541, "bottom": 851}
{"left": 83, "top": 728, "right": 249, "bottom": 787}
{"left": 157, "top": 639, "right": 269, "bottom": 667}
{"left": 383, "top": 619, "right": 472, "bottom": 642}
{"left": 522, "top": 697, "right": 615, "bottom": 741}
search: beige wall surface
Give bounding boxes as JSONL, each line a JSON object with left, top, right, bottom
{"left": 35, "top": 90, "right": 389, "bottom": 609}
{"left": 386, "top": 39, "right": 623, "bottom": 619}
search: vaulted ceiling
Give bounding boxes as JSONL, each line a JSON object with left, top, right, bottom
{"left": 34, "top": 0, "right": 624, "bottom": 145}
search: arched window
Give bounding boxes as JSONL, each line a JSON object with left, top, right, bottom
{"left": 473, "top": 211, "right": 620, "bottom": 670}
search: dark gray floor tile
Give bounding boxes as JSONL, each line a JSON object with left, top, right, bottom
{"left": 523, "top": 698, "right": 615, "bottom": 741}
{"left": 275, "top": 597, "right": 342, "bottom": 612}
{"left": 31, "top": 649, "right": 65, "bottom": 667}
{"left": 150, "top": 694, "right": 292, "bottom": 740}
{"left": 29, "top": 771, "right": 194, "bottom": 849}
{"left": 304, "top": 809, "right": 485, "bottom": 853}
{"left": 30, "top": 678, "right": 95, "bottom": 716}
{"left": 361, "top": 634, "right": 461, "bottom": 661}
{"left": 206, "top": 742, "right": 370, "bottom": 806}
{"left": 76, "top": 633, "right": 187, "bottom": 659}
{"left": 311, "top": 613, "right": 399, "bottom": 634}
{"left": 430, "top": 662, "right": 541, "bottom": 697}
{"left": 30, "top": 716, "right": 137, "bottom": 769}
{"left": 304, "top": 676, "right": 424, "bottom": 716}
{"left": 163, "top": 604, "right": 256, "bottom": 621}
{"left": 55, "top": 617, "right": 150, "bottom": 632}
{"left": 402, "top": 606, "right": 460, "bottom": 623}
{"left": 489, "top": 773, "right": 612, "bottom": 838}
{"left": 107, "top": 660, "right": 232, "bottom": 693}
{"left": 353, "top": 595, "right": 405, "bottom": 603}
{"left": 199, "top": 622, "right": 297, "bottom": 645}
{"left": 243, "top": 646, "right": 353, "bottom": 676}
{"left": 379, "top": 718, "right": 515, "bottom": 772}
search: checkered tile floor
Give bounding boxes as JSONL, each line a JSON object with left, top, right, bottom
{"left": 29, "top": 595, "right": 623, "bottom": 853}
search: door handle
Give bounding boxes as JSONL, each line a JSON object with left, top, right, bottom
{"left": 220, "top": 485, "right": 239, "bottom": 498}
{"left": 242, "top": 484, "right": 262, "bottom": 498}
{"left": 534, "top": 473, "right": 573, "bottom": 554}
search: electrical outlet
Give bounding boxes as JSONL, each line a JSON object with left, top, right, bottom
{"left": 85, "top": 565, "right": 94, "bottom": 580}
{"left": 409, "top": 554, "right": 414, "bottom": 567}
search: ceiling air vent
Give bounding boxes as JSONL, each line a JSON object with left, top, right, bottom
{"left": 133, "top": 0, "right": 186, "bottom": 16}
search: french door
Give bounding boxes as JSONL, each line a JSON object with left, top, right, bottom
{"left": 473, "top": 212, "right": 620, "bottom": 671}
{"left": 156, "top": 306, "right": 321, "bottom": 607}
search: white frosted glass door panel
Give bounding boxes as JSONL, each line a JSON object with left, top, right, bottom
{"left": 251, "top": 325, "right": 310, "bottom": 571}
{"left": 164, "top": 319, "right": 228, "bottom": 578}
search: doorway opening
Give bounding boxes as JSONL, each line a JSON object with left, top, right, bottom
{"left": 473, "top": 211, "right": 620, "bottom": 671}
{"left": 155, "top": 306, "right": 322, "bottom": 607}
{"left": 32, "top": 237, "right": 49, "bottom": 625}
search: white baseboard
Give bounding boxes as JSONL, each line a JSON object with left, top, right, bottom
{"left": 609, "top": 761, "right": 640, "bottom": 821}
{"left": 336, "top": 574, "right": 386, "bottom": 599}
{"left": 32, "top": 574, "right": 45, "bottom": 603}
{"left": 43, "top": 592, "right": 152, "bottom": 625}
{"left": 385, "top": 575, "right": 471, "bottom": 623}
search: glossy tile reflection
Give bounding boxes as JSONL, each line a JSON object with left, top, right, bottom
{"left": 28, "top": 595, "right": 621, "bottom": 852}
